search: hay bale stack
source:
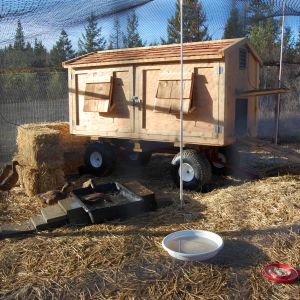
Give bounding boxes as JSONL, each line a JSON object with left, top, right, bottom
{"left": 43, "top": 122, "right": 89, "bottom": 149}
{"left": 42, "top": 122, "right": 89, "bottom": 174}
{"left": 16, "top": 125, "right": 63, "bottom": 169}
{"left": 15, "top": 122, "right": 89, "bottom": 196}
{"left": 32, "top": 122, "right": 89, "bottom": 174}
{"left": 16, "top": 166, "right": 65, "bottom": 196}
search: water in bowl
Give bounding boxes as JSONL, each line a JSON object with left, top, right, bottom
{"left": 167, "top": 235, "right": 218, "bottom": 254}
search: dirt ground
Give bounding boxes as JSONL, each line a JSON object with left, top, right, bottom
{"left": 0, "top": 146, "right": 300, "bottom": 299}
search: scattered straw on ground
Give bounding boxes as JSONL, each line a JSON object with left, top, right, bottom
{"left": 0, "top": 151, "right": 300, "bottom": 299}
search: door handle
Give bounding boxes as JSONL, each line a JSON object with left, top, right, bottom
{"left": 132, "top": 96, "right": 142, "bottom": 107}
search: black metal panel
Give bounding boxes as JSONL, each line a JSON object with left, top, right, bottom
{"left": 71, "top": 182, "right": 156, "bottom": 223}
{"left": 235, "top": 99, "right": 248, "bottom": 137}
{"left": 239, "top": 48, "right": 247, "bottom": 70}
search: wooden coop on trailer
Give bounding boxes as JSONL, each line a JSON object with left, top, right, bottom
{"left": 63, "top": 37, "right": 278, "bottom": 190}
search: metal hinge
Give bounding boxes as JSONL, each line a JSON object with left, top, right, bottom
{"left": 214, "top": 125, "right": 222, "bottom": 134}
{"left": 132, "top": 96, "right": 141, "bottom": 106}
{"left": 215, "top": 66, "right": 224, "bottom": 74}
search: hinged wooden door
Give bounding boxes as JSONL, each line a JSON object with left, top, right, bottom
{"left": 135, "top": 64, "right": 221, "bottom": 144}
{"left": 73, "top": 67, "right": 134, "bottom": 136}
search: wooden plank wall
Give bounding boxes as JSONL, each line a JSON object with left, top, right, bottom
{"left": 224, "top": 42, "right": 259, "bottom": 145}
{"left": 71, "top": 67, "right": 133, "bottom": 135}
{"left": 69, "top": 61, "right": 225, "bottom": 146}
{"left": 135, "top": 62, "right": 222, "bottom": 145}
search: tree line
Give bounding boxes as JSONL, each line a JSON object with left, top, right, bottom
{"left": 0, "top": 0, "right": 300, "bottom": 107}
{"left": 224, "top": 0, "right": 300, "bottom": 64}
{"left": 0, "top": 11, "right": 146, "bottom": 70}
{"left": 2, "top": 0, "right": 300, "bottom": 70}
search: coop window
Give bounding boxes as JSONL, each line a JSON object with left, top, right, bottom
{"left": 154, "top": 74, "right": 194, "bottom": 114}
{"left": 83, "top": 77, "right": 113, "bottom": 113}
{"left": 239, "top": 48, "right": 247, "bottom": 69}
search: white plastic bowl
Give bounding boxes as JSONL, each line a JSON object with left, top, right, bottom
{"left": 162, "top": 230, "right": 223, "bottom": 261}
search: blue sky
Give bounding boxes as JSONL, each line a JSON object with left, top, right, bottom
{"left": 0, "top": 0, "right": 299, "bottom": 50}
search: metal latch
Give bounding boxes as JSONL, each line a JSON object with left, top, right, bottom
{"left": 132, "top": 96, "right": 141, "bottom": 106}
{"left": 214, "top": 125, "right": 222, "bottom": 134}
{"left": 215, "top": 66, "right": 224, "bottom": 74}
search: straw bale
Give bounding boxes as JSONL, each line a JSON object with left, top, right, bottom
{"left": 16, "top": 122, "right": 89, "bottom": 176}
{"left": 39, "top": 122, "right": 89, "bottom": 151}
{"left": 43, "top": 122, "right": 88, "bottom": 175}
{"left": 16, "top": 165, "right": 65, "bottom": 196}
{"left": 16, "top": 124, "right": 63, "bottom": 169}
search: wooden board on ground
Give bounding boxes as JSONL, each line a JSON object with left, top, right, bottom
{"left": 238, "top": 137, "right": 300, "bottom": 164}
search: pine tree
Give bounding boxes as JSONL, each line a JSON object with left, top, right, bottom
{"left": 14, "top": 20, "right": 25, "bottom": 50}
{"left": 50, "top": 29, "right": 75, "bottom": 66}
{"left": 296, "top": 26, "right": 300, "bottom": 58}
{"left": 32, "top": 38, "right": 47, "bottom": 67}
{"left": 123, "top": 11, "right": 144, "bottom": 48}
{"left": 283, "top": 26, "right": 295, "bottom": 63}
{"left": 246, "top": 0, "right": 280, "bottom": 63}
{"left": 108, "top": 16, "right": 123, "bottom": 49}
{"left": 78, "top": 13, "right": 106, "bottom": 54}
{"left": 25, "top": 41, "right": 34, "bottom": 66}
{"left": 163, "top": 0, "right": 210, "bottom": 44}
{"left": 246, "top": 0, "right": 270, "bottom": 29}
{"left": 149, "top": 40, "right": 159, "bottom": 46}
{"left": 223, "top": 7, "right": 244, "bottom": 38}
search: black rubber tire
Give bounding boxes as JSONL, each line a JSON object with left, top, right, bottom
{"left": 124, "top": 151, "right": 152, "bottom": 166}
{"left": 171, "top": 149, "right": 212, "bottom": 191}
{"left": 84, "top": 142, "right": 115, "bottom": 176}
{"left": 211, "top": 145, "right": 240, "bottom": 175}
{"left": 201, "top": 154, "right": 213, "bottom": 184}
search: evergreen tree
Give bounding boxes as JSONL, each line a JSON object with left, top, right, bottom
{"left": 78, "top": 13, "right": 106, "bottom": 54}
{"left": 149, "top": 40, "right": 159, "bottom": 46}
{"left": 162, "top": 0, "right": 210, "bottom": 44}
{"left": 7, "top": 20, "right": 31, "bottom": 68}
{"left": 50, "top": 29, "right": 75, "bottom": 66}
{"left": 25, "top": 41, "right": 34, "bottom": 66}
{"left": 123, "top": 11, "right": 144, "bottom": 48}
{"left": 282, "top": 26, "right": 296, "bottom": 63}
{"left": 14, "top": 20, "right": 25, "bottom": 50}
{"left": 246, "top": 0, "right": 280, "bottom": 63}
{"left": 107, "top": 41, "right": 113, "bottom": 50}
{"left": 223, "top": 7, "right": 244, "bottom": 38}
{"left": 296, "top": 26, "right": 300, "bottom": 58}
{"left": 32, "top": 38, "right": 47, "bottom": 67}
{"left": 108, "top": 16, "right": 123, "bottom": 49}
{"left": 246, "top": 0, "right": 270, "bottom": 29}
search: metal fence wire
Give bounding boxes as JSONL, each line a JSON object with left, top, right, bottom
{"left": 0, "top": 72, "right": 68, "bottom": 164}
{"left": 0, "top": 0, "right": 300, "bottom": 164}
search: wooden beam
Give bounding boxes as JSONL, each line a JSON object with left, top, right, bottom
{"left": 63, "top": 55, "right": 224, "bottom": 69}
{"left": 236, "top": 88, "right": 290, "bottom": 97}
{"left": 63, "top": 38, "right": 243, "bottom": 69}
{"left": 239, "top": 138, "right": 300, "bottom": 164}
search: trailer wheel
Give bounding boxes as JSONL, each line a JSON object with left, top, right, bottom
{"left": 84, "top": 142, "right": 115, "bottom": 176}
{"left": 211, "top": 145, "right": 240, "bottom": 175}
{"left": 202, "top": 154, "right": 213, "bottom": 184}
{"left": 171, "top": 149, "right": 211, "bottom": 190}
{"left": 125, "top": 151, "right": 152, "bottom": 166}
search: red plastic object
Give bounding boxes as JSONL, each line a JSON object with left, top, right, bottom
{"left": 263, "top": 263, "right": 299, "bottom": 284}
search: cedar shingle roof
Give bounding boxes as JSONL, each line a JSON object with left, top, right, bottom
{"left": 63, "top": 38, "right": 247, "bottom": 68}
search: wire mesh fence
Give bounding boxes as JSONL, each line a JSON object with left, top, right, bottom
{"left": 0, "top": 0, "right": 300, "bottom": 165}
{"left": 257, "top": 64, "right": 300, "bottom": 138}
{"left": 0, "top": 72, "right": 68, "bottom": 164}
